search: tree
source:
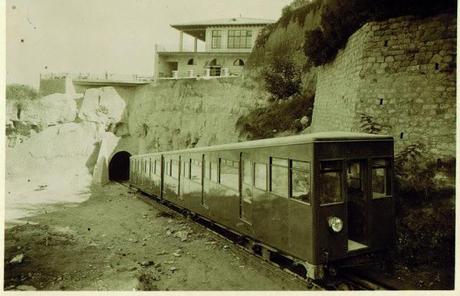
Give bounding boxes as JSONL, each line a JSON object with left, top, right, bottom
{"left": 261, "top": 42, "right": 302, "bottom": 101}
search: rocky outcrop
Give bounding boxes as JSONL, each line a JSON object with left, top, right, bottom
{"left": 78, "top": 87, "right": 127, "bottom": 129}
{"left": 6, "top": 86, "right": 128, "bottom": 190}
{"left": 20, "top": 93, "right": 77, "bottom": 127}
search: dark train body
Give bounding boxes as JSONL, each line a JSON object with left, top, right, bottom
{"left": 129, "top": 132, "right": 395, "bottom": 279}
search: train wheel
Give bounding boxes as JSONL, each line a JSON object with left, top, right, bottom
{"left": 306, "top": 278, "right": 314, "bottom": 289}
{"left": 261, "top": 247, "right": 271, "bottom": 261}
{"left": 336, "top": 282, "right": 352, "bottom": 290}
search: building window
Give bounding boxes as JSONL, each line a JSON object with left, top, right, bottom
{"left": 187, "top": 58, "right": 195, "bottom": 65}
{"left": 233, "top": 59, "right": 245, "bottom": 66}
{"left": 212, "top": 30, "right": 222, "bottom": 49}
{"left": 228, "top": 30, "right": 252, "bottom": 49}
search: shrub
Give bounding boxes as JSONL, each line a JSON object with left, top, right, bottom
{"left": 394, "top": 143, "right": 437, "bottom": 201}
{"left": 358, "top": 113, "right": 386, "bottom": 134}
{"left": 236, "top": 95, "right": 314, "bottom": 140}
{"left": 6, "top": 84, "right": 39, "bottom": 101}
{"left": 394, "top": 198, "right": 455, "bottom": 268}
{"left": 391, "top": 146, "right": 455, "bottom": 268}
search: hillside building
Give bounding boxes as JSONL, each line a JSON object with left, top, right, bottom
{"left": 155, "top": 17, "right": 274, "bottom": 79}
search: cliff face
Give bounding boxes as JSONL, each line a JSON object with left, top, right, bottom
{"left": 117, "top": 78, "right": 264, "bottom": 155}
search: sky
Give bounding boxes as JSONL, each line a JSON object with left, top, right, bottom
{"left": 6, "top": 0, "right": 292, "bottom": 88}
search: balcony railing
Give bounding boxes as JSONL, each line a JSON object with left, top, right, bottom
{"left": 158, "top": 67, "right": 239, "bottom": 80}
{"left": 40, "top": 72, "right": 154, "bottom": 83}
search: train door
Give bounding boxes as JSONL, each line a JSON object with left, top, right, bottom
{"left": 240, "top": 153, "right": 253, "bottom": 224}
{"left": 346, "top": 159, "right": 369, "bottom": 251}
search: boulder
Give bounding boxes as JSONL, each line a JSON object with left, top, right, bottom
{"left": 9, "top": 253, "right": 24, "bottom": 264}
{"left": 15, "top": 285, "right": 37, "bottom": 291}
{"left": 20, "top": 93, "right": 77, "bottom": 126}
{"left": 300, "top": 116, "right": 309, "bottom": 126}
{"left": 78, "top": 87, "right": 127, "bottom": 129}
{"left": 7, "top": 122, "right": 100, "bottom": 171}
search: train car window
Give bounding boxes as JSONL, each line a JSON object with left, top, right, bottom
{"left": 156, "top": 159, "right": 161, "bottom": 175}
{"left": 372, "top": 159, "right": 391, "bottom": 199}
{"left": 290, "top": 160, "right": 311, "bottom": 203}
{"left": 254, "top": 163, "right": 267, "bottom": 191}
{"left": 319, "top": 160, "right": 343, "bottom": 205}
{"left": 211, "top": 162, "right": 218, "bottom": 183}
{"left": 165, "top": 159, "right": 170, "bottom": 176}
{"left": 205, "top": 160, "right": 210, "bottom": 180}
{"left": 220, "top": 158, "right": 239, "bottom": 190}
{"left": 182, "top": 159, "right": 188, "bottom": 178}
{"left": 347, "top": 162, "right": 361, "bottom": 190}
{"left": 191, "top": 159, "right": 202, "bottom": 183}
{"left": 243, "top": 160, "right": 252, "bottom": 185}
{"left": 270, "top": 158, "right": 288, "bottom": 197}
{"left": 171, "top": 159, "right": 179, "bottom": 179}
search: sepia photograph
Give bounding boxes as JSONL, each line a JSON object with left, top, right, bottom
{"left": 2, "top": 0, "right": 457, "bottom": 292}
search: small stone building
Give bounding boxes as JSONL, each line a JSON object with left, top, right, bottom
{"left": 155, "top": 17, "right": 274, "bottom": 79}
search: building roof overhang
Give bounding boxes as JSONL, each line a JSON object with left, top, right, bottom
{"left": 171, "top": 17, "right": 275, "bottom": 41}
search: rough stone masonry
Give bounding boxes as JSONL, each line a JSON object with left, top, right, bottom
{"left": 312, "top": 14, "right": 456, "bottom": 158}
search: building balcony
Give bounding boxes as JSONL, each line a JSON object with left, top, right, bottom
{"left": 155, "top": 49, "right": 250, "bottom": 80}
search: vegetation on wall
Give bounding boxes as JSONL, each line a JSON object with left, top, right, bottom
{"left": 304, "top": 0, "right": 456, "bottom": 66}
{"left": 278, "top": 0, "right": 322, "bottom": 28}
{"left": 236, "top": 95, "right": 314, "bottom": 140}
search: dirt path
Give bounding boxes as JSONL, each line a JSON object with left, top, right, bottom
{"left": 4, "top": 183, "right": 312, "bottom": 291}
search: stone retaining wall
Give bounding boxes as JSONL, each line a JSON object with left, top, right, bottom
{"left": 312, "top": 14, "right": 456, "bottom": 158}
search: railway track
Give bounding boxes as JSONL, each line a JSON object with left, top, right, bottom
{"left": 115, "top": 181, "right": 393, "bottom": 290}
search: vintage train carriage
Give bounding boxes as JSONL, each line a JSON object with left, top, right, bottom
{"left": 129, "top": 132, "right": 395, "bottom": 279}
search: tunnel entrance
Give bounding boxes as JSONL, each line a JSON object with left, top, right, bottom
{"left": 109, "top": 151, "right": 131, "bottom": 181}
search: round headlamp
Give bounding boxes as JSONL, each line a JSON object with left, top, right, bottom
{"left": 328, "top": 216, "right": 343, "bottom": 233}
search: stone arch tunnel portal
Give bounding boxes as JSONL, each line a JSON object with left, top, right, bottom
{"left": 109, "top": 151, "right": 131, "bottom": 181}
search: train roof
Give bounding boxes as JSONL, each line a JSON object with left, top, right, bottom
{"left": 132, "top": 132, "right": 393, "bottom": 158}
